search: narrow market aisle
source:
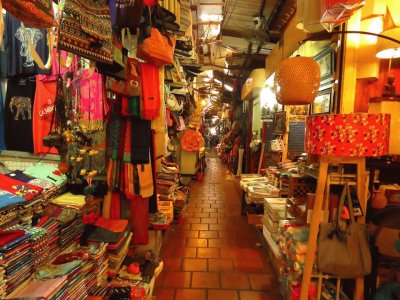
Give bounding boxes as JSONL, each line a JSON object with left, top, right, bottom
{"left": 153, "top": 158, "right": 281, "bottom": 300}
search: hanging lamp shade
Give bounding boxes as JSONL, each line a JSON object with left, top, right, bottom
{"left": 274, "top": 56, "right": 321, "bottom": 105}
{"left": 303, "top": 0, "right": 324, "bottom": 33}
{"left": 375, "top": 28, "right": 400, "bottom": 59}
{"left": 305, "top": 113, "right": 390, "bottom": 157}
{"left": 296, "top": 0, "right": 305, "bottom": 30}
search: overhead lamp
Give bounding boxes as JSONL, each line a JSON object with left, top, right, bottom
{"left": 214, "top": 78, "right": 222, "bottom": 84}
{"left": 211, "top": 90, "right": 220, "bottom": 95}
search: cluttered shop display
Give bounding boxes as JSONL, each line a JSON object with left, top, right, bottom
{"left": 0, "top": 0, "right": 203, "bottom": 298}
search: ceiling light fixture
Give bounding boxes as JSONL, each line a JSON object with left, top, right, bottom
{"left": 224, "top": 84, "right": 233, "bottom": 92}
{"left": 214, "top": 78, "right": 222, "bottom": 84}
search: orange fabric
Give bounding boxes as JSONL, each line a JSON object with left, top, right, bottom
{"left": 94, "top": 217, "right": 128, "bottom": 233}
{"left": 33, "top": 78, "right": 58, "bottom": 155}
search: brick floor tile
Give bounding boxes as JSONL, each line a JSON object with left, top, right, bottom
{"left": 182, "top": 258, "right": 207, "bottom": 271}
{"left": 218, "top": 231, "right": 238, "bottom": 239}
{"left": 191, "top": 272, "right": 220, "bottom": 288}
{"left": 221, "top": 273, "right": 250, "bottom": 289}
{"left": 194, "top": 212, "right": 210, "bottom": 218}
{"left": 208, "top": 289, "right": 239, "bottom": 300}
{"left": 201, "top": 218, "right": 218, "bottom": 224}
{"left": 208, "top": 259, "right": 234, "bottom": 272}
{"left": 152, "top": 287, "right": 175, "bottom": 300}
{"left": 239, "top": 291, "right": 271, "bottom": 300}
{"left": 202, "top": 208, "right": 217, "bottom": 213}
{"left": 163, "top": 247, "right": 197, "bottom": 258}
{"left": 175, "top": 289, "right": 206, "bottom": 300}
{"left": 209, "top": 213, "right": 220, "bottom": 218}
{"left": 234, "top": 259, "right": 272, "bottom": 273}
{"left": 208, "top": 238, "right": 229, "bottom": 248}
{"left": 248, "top": 274, "right": 275, "bottom": 290}
{"left": 209, "top": 224, "right": 227, "bottom": 231}
{"left": 191, "top": 224, "right": 209, "bottom": 231}
{"left": 187, "top": 238, "right": 208, "bottom": 248}
{"left": 161, "top": 272, "right": 191, "bottom": 288}
{"left": 199, "top": 231, "right": 218, "bottom": 239}
{"left": 185, "top": 217, "right": 201, "bottom": 224}
{"left": 186, "top": 207, "right": 202, "bottom": 213}
{"left": 176, "top": 231, "right": 199, "bottom": 238}
{"left": 197, "top": 248, "right": 220, "bottom": 258}
{"left": 163, "top": 258, "right": 182, "bottom": 271}
{"left": 217, "top": 218, "right": 230, "bottom": 224}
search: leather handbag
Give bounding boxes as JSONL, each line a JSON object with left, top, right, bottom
{"left": 2, "top": 0, "right": 57, "bottom": 29}
{"left": 58, "top": 0, "right": 113, "bottom": 64}
{"left": 270, "top": 137, "right": 284, "bottom": 152}
{"left": 136, "top": 27, "right": 175, "bottom": 66}
{"left": 317, "top": 183, "right": 372, "bottom": 278}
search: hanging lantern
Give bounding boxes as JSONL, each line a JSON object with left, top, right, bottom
{"left": 274, "top": 56, "right": 321, "bottom": 105}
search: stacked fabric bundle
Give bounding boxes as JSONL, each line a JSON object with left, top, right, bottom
{"left": 36, "top": 217, "right": 61, "bottom": 262}
{"left": 34, "top": 259, "right": 87, "bottom": 299}
{"left": 9, "top": 275, "right": 69, "bottom": 299}
{"left": 0, "top": 266, "right": 5, "bottom": 299}
{"left": 0, "top": 228, "right": 33, "bottom": 296}
{"left": 7, "top": 225, "right": 50, "bottom": 271}
{"left": 50, "top": 208, "right": 84, "bottom": 250}
{"left": 86, "top": 243, "right": 109, "bottom": 288}
{"left": 0, "top": 207, "right": 19, "bottom": 229}
{"left": 51, "top": 192, "right": 87, "bottom": 210}
{"left": 279, "top": 223, "right": 311, "bottom": 289}
{"left": 85, "top": 217, "right": 132, "bottom": 276}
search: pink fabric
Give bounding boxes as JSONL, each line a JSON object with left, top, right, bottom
{"left": 37, "top": 49, "right": 78, "bottom": 82}
{"left": 78, "top": 69, "right": 105, "bottom": 130}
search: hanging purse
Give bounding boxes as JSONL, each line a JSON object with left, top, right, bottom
{"left": 136, "top": 6, "right": 176, "bottom": 66}
{"left": 125, "top": 58, "right": 142, "bottom": 97}
{"left": 317, "top": 182, "right": 372, "bottom": 278}
{"left": 270, "top": 137, "right": 284, "bottom": 152}
{"left": 109, "top": 0, "right": 144, "bottom": 28}
{"left": 59, "top": 0, "right": 113, "bottom": 64}
{"left": 2, "top": 0, "right": 57, "bottom": 29}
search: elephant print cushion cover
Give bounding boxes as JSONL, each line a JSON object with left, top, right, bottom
{"left": 5, "top": 14, "right": 51, "bottom": 77}
{"left": 4, "top": 77, "right": 36, "bottom": 152}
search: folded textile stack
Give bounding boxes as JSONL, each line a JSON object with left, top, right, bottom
{"left": 248, "top": 185, "right": 280, "bottom": 198}
{"left": 51, "top": 208, "right": 84, "bottom": 250}
{"left": 87, "top": 243, "right": 109, "bottom": 287}
{"left": 0, "top": 229, "right": 33, "bottom": 296}
{"left": 51, "top": 192, "right": 87, "bottom": 210}
{"left": 9, "top": 275, "right": 69, "bottom": 300}
{"left": 7, "top": 225, "right": 50, "bottom": 271}
{"left": 86, "top": 217, "right": 132, "bottom": 277}
{"left": 279, "top": 223, "right": 311, "bottom": 288}
{"left": 0, "top": 207, "right": 19, "bottom": 229}
{"left": 263, "top": 198, "right": 290, "bottom": 242}
{"left": 156, "top": 160, "right": 183, "bottom": 222}
{"left": 0, "top": 266, "right": 5, "bottom": 299}
{"left": 34, "top": 259, "right": 87, "bottom": 299}
{"left": 240, "top": 176, "right": 269, "bottom": 190}
{"left": 36, "top": 217, "right": 61, "bottom": 262}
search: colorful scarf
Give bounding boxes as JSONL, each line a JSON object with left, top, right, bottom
{"left": 130, "top": 118, "right": 151, "bottom": 164}
{"left": 137, "top": 161, "right": 154, "bottom": 198}
{"left": 140, "top": 62, "right": 160, "bottom": 120}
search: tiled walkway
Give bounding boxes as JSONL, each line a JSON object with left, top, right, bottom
{"left": 153, "top": 158, "right": 281, "bottom": 300}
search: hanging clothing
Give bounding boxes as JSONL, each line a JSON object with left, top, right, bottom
{"left": 32, "top": 75, "right": 57, "bottom": 155}
{"left": 137, "top": 162, "right": 154, "bottom": 198}
{"left": 0, "top": 88, "right": 5, "bottom": 150}
{"left": 4, "top": 77, "right": 36, "bottom": 152}
{"left": 76, "top": 69, "right": 105, "bottom": 131}
{"left": 129, "top": 195, "right": 149, "bottom": 245}
{"left": 5, "top": 14, "right": 51, "bottom": 77}
{"left": 0, "top": 13, "right": 8, "bottom": 78}
{"left": 37, "top": 49, "right": 78, "bottom": 82}
{"left": 130, "top": 118, "right": 151, "bottom": 164}
{"left": 140, "top": 63, "right": 160, "bottom": 120}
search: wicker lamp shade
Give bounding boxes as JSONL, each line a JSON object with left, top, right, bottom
{"left": 274, "top": 56, "right": 321, "bottom": 105}
{"left": 305, "top": 113, "right": 391, "bottom": 157}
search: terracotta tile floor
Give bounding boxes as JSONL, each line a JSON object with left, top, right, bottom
{"left": 153, "top": 158, "right": 281, "bottom": 300}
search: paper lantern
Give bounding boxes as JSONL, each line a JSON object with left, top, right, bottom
{"left": 305, "top": 113, "right": 390, "bottom": 156}
{"left": 274, "top": 56, "right": 321, "bottom": 105}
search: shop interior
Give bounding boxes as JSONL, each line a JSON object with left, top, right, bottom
{"left": 0, "top": 0, "right": 399, "bottom": 299}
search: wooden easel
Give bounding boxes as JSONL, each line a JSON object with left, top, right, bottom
{"left": 300, "top": 155, "right": 367, "bottom": 300}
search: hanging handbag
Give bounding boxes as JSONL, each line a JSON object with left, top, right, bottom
{"left": 109, "top": 0, "right": 144, "bottom": 28}
{"left": 317, "top": 183, "right": 372, "bottom": 278}
{"left": 136, "top": 27, "right": 175, "bottom": 66}
{"left": 2, "top": 0, "right": 57, "bottom": 29}
{"left": 270, "top": 137, "right": 284, "bottom": 152}
{"left": 125, "top": 58, "right": 141, "bottom": 97}
{"left": 58, "top": 0, "right": 113, "bottom": 64}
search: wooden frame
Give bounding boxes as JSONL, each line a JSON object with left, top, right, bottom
{"left": 314, "top": 47, "right": 334, "bottom": 82}
{"left": 310, "top": 88, "right": 333, "bottom": 115}
{"left": 272, "top": 111, "right": 286, "bottom": 134}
